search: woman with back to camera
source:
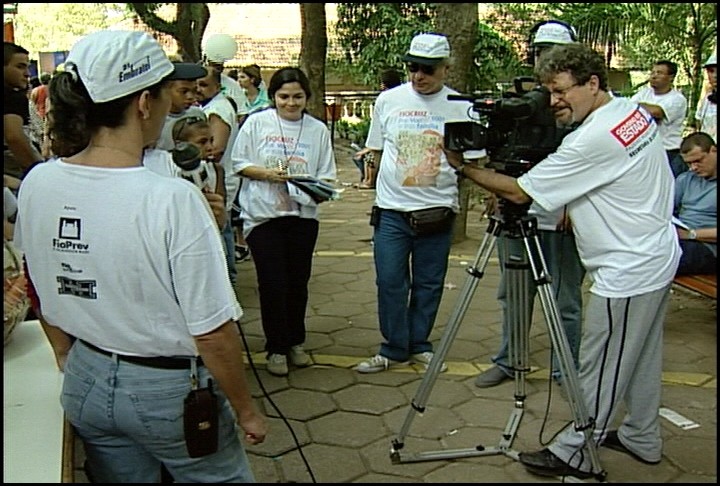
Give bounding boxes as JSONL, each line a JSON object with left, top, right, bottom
{"left": 231, "top": 67, "right": 337, "bottom": 376}
{"left": 13, "top": 30, "right": 266, "bottom": 483}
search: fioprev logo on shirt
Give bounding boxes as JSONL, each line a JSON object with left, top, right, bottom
{"left": 611, "top": 109, "right": 651, "bottom": 147}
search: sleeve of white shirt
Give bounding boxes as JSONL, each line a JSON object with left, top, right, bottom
{"left": 365, "top": 96, "right": 385, "bottom": 150}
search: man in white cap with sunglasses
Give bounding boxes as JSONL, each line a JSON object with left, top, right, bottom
{"left": 355, "top": 33, "right": 479, "bottom": 374}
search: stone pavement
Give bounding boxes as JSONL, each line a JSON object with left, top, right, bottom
{"left": 74, "top": 138, "right": 717, "bottom": 483}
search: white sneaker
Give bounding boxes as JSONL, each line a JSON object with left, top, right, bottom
{"left": 354, "top": 354, "right": 408, "bottom": 373}
{"left": 289, "top": 345, "right": 311, "bottom": 367}
{"left": 411, "top": 351, "right": 448, "bottom": 372}
{"left": 266, "top": 354, "right": 288, "bottom": 376}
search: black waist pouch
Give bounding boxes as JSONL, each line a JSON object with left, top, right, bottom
{"left": 406, "top": 207, "right": 455, "bottom": 236}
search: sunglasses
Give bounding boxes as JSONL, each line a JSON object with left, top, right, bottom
{"left": 172, "top": 115, "right": 206, "bottom": 142}
{"left": 407, "top": 63, "right": 436, "bottom": 75}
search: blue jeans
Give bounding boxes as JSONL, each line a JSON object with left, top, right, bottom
{"left": 222, "top": 217, "right": 237, "bottom": 285}
{"left": 373, "top": 209, "right": 454, "bottom": 362}
{"left": 63, "top": 340, "right": 255, "bottom": 483}
{"left": 492, "top": 231, "right": 585, "bottom": 381}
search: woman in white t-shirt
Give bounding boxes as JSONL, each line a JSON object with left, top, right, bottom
{"left": 14, "top": 30, "right": 266, "bottom": 483}
{"left": 231, "top": 67, "right": 337, "bottom": 376}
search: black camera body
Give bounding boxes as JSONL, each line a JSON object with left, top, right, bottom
{"left": 445, "top": 77, "right": 571, "bottom": 176}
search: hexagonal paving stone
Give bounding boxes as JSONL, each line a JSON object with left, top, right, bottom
{"left": 275, "top": 442, "right": 367, "bottom": 483}
{"left": 263, "top": 388, "right": 336, "bottom": 421}
{"left": 335, "top": 383, "right": 408, "bottom": 414}
{"left": 288, "top": 366, "right": 356, "bottom": 393}
{"left": 248, "top": 416, "right": 310, "bottom": 458}
{"left": 307, "top": 410, "right": 389, "bottom": 447}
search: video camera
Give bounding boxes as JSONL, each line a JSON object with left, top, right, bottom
{"left": 445, "top": 77, "right": 570, "bottom": 177}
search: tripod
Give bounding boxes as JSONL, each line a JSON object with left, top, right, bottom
{"left": 390, "top": 199, "right": 606, "bottom": 482}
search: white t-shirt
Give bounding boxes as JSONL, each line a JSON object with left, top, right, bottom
{"left": 4, "top": 186, "right": 17, "bottom": 220}
{"left": 202, "top": 93, "right": 240, "bottom": 211}
{"left": 221, "top": 74, "right": 248, "bottom": 116}
{"left": 231, "top": 109, "right": 337, "bottom": 237}
{"left": 518, "top": 97, "right": 681, "bottom": 298}
{"left": 630, "top": 86, "right": 687, "bottom": 150}
{"left": 14, "top": 159, "right": 241, "bottom": 356}
{"left": 365, "top": 82, "right": 478, "bottom": 212}
{"left": 695, "top": 95, "right": 717, "bottom": 142}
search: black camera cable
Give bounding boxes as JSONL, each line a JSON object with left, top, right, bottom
{"left": 236, "top": 321, "right": 318, "bottom": 483}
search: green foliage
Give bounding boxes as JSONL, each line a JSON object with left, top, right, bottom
{"left": 332, "top": 3, "right": 525, "bottom": 92}
{"left": 348, "top": 118, "right": 372, "bottom": 144}
{"left": 333, "top": 118, "right": 372, "bottom": 144}
{"left": 472, "top": 23, "right": 528, "bottom": 91}
{"left": 331, "top": 3, "right": 436, "bottom": 86}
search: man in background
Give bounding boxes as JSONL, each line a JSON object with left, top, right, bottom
{"left": 674, "top": 131, "right": 716, "bottom": 274}
{"left": 474, "top": 20, "right": 585, "bottom": 391}
{"left": 4, "top": 42, "right": 44, "bottom": 180}
{"left": 155, "top": 62, "right": 208, "bottom": 151}
{"left": 694, "top": 51, "right": 716, "bottom": 142}
{"left": 631, "top": 60, "right": 688, "bottom": 177}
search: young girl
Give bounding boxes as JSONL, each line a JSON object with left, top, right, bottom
{"left": 171, "top": 113, "right": 226, "bottom": 199}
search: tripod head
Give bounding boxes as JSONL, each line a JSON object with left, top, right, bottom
{"left": 489, "top": 197, "right": 533, "bottom": 240}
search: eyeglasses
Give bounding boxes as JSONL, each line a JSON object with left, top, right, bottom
{"left": 407, "top": 63, "right": 436, "bottom": 75}
{"left": 550, "top": 82, "right": 580, "bottom": 100}
{"left": 172, "top": 115, "right": 206, "bottom": 142}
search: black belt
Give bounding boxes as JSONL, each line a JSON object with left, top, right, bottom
{"left": 79, "top": 340, "right": 203, "bottom": 370}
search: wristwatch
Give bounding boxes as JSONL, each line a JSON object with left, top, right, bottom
{"left": 688, "top": 228, "right": 697, "bottom": 240}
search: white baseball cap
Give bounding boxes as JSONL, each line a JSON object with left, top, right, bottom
{"left": 704, "top": 51, "right": 717, "bottom": 67}
{"left": 402, "top": 33, "right": 450, "bottom": 66}
{"left": 65, "top": 30, "right": 175, "bottom": 103}
{"left": 532, "top": 21, "right": 576, "bottom": 46}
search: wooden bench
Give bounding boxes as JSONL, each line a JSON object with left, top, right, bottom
{"left": 673, "top": 273, "right": 717, "bottom": 299}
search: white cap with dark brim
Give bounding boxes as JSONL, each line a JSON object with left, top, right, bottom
{"left": 704, "top": 51, "right": 717, "bottom": 67}
{"left": 65, "top": 30, "right": 175, "bottom": 103}
{"left": 402, "top": 33, "right": 450, "bottom": 66}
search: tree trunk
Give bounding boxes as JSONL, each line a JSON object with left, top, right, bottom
{"left": 175, "top": 3, "right": 210, "bottom": 62}
{"left": 435, "top": 3, "right": 478, "bottom": 243}
{"left": 299, "top": 3, "right": 328, "bottom": 122}
{"left": 129, "top": 3, "right": 210, "bottom": 63}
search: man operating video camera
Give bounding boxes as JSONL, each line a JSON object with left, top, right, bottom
{"left": 447, "top": 42, "right": 681, "bottom": 479}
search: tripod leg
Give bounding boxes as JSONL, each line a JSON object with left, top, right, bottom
{"left": 521, "top": 224, "right": 606, "bottom": 479}
{"left": 391, "top": 217, "right": 500, "bottom": 462}
{"left": 504, "top": 237, "right": 533, "bottom": 402}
